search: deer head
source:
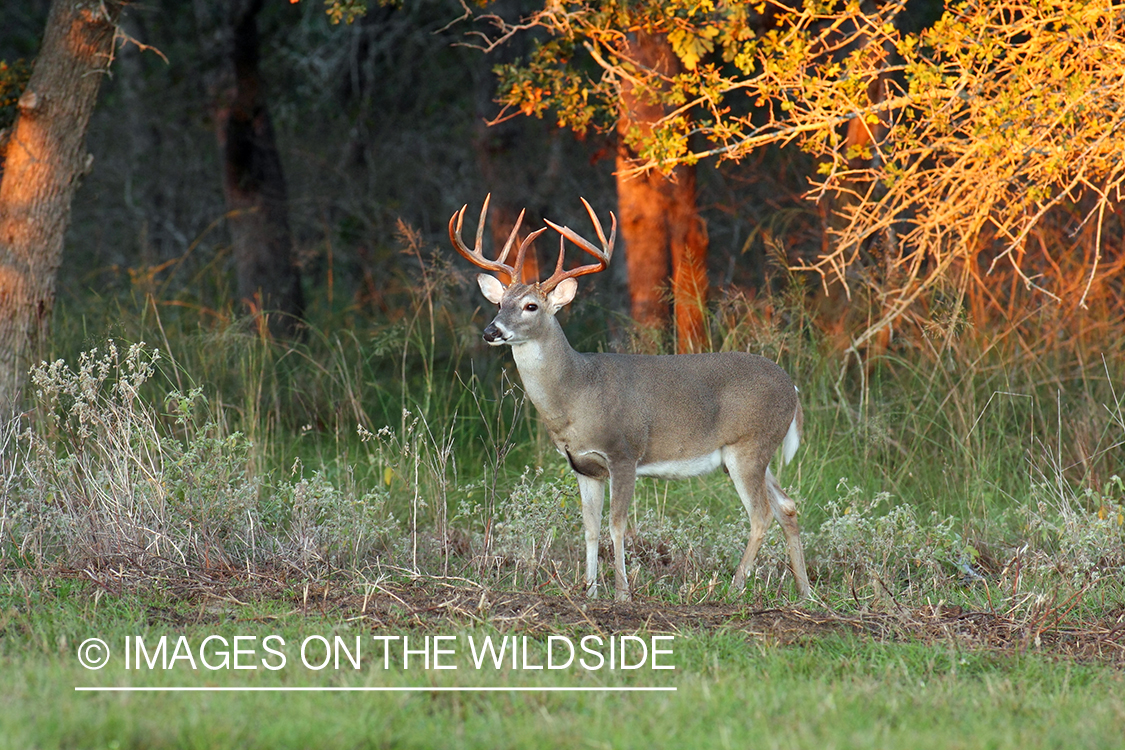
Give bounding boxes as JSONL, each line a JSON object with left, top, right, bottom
{"left": 449, "top": 195, "right": 616, "bottom": 346}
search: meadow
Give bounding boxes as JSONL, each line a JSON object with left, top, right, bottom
{"left": 1, "top": 252, "right": 1123, "bottom": 748}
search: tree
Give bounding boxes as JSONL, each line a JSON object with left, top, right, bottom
{"left": 207, "top": 0, "right": 305, "bottom": 338}
{"left": 0, "top": 0, "right": 125, "bottom": 419}
{"left": 484, "top": 0, "right": 1125, "bottom": 343}
{"left": 487, "top": 2, "right": 715, "bottom": 351}
{"left": 615, "top": 31, "right": 709, "bottom": 352}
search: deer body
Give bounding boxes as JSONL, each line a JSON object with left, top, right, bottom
{"left": 455, "top": 198, "right": 810, "bottom": 602}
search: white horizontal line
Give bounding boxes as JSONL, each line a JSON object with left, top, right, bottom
{"left": 75, "top": 686, "right": 676, "bottom": 693}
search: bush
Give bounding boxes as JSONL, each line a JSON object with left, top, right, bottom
{"left": 3, "top": 342, "right": 259, "bottom": 571}
{"left": 813, "top": 479, "right": 973, "bottom": 596}
{"left": 275, "top": 466, "right": 396, "bottom": 571}
{"left": 1022, "top": 476, "right": 1125, "bottom": 584}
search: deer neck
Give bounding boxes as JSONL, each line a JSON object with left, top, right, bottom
{"left": 509, "top": 318, "right": 584, "bottom": 418}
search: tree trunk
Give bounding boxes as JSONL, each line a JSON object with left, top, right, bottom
{"left": 472, "top": 3, "right": 567, "bottom": 287}
{"left": 216, "top": 0, "right": 303, "bottom": 337}
{"left": 616, "top": 32, "right": 708, "bottom": 353}
{"left": 0, "top": 0, "right": 124, "bottom": 420}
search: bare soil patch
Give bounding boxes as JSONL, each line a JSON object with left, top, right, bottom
{"left": 93, "top": 570, "right": 1125, "bottom": 667}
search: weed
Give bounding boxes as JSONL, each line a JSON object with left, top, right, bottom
{"left": 1022, "top": 476, "right": 1125, "bottom": 584}
{"left": 4, "top": 342, "right": 260, "bottom": 572}
{"left": 487, "top": 466, "right": 578, "bottom": 588}
{"left": 274, "top": 464, "right": 396, "bottom": 571}
{"left": 813, "top": 479, "right": 973, "bottom": 599}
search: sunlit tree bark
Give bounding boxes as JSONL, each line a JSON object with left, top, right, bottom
{"left": 0, "top": 0, "right": 124, "bottom": 419}
{"left": 616, "top": 32, "right": 707, "bottom": 353}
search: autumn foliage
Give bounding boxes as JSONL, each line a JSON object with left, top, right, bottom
{"left": 487, "top": 0, "right": 1125, "bottom": 344}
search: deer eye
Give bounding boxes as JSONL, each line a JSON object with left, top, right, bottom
{"left": 524, "top": 302, "right": 538, "bottom": 312}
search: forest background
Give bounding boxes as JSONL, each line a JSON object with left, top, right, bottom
{"left": 0, "top": 1, "right": 1124, "bottom": 747}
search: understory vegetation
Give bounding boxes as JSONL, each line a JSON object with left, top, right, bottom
{"left": 1, "top": 245, "right": 1122, "bottom": 749}
{"left": 2, "top": 248, "right": 1122, "bottom": 616}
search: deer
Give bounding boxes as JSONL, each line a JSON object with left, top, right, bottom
{"left": 450, "top": 195, "right": 809, "bottom": 602}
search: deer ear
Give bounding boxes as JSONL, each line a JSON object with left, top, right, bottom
{"left": 546, "top": 277, "right": 577, "bottom": 311}
{"left": 477, "top": 274, "right": 506, "bottom": 305}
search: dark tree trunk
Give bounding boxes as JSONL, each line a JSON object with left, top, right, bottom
{"left": 616, "top": 32, "right": 708, "bottom": 353}
{"left": 473, "top": 101, "right": 545, "bottom": 286}
{"left": 216, "top": 0, "right": 303, "bottom": 337}
{"left": 0, "top": 0, "right": 124, "bottom": 419}
{"left": 471, "top": 1, "right": 572, "bottom": 287}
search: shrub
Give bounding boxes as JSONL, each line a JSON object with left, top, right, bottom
{"left": 275, "top": 465, "right": 396, "bottom": 571}
{"left": 1022, "top": 476, "right": 1125, "bottom": 584}
{"left": 4, "top": 342, "right": 259, "bottom": 571}
{"left": 488, "top": 466, "right": 578, "bottom": 583}
{"left": 813, "top": 479, "right": 973, "bottom": 596}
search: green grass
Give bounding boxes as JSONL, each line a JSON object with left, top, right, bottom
{"left": 8, "top": 278, "right": 1124, "bottom": 598}
{"left": 2, "top": 585, "right": 1123, "bottom": 750}
{"left": 48, "top": 270, "right": 1125, "bottom": 528}
{"left": 4, "top": 258, "right": 1124, "bottom": 748}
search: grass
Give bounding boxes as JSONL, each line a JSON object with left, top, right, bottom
{"left": 2, "top": 245, "right": 1124, "bottom": 747}
{"left": 1, "top": 579, "right": 1123, "bottom": 750}
{"left": 7, "top": 260, "right": 1125, "bottom": 599}
{"left": 8, "top": 272, "right": 1124, "bottom": 596}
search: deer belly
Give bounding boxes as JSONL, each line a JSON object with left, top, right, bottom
{"left": 637, "top": 450, "right": 723, "bottom": 480}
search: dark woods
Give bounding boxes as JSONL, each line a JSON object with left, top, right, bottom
{"left": 0, "top": 0, "right": 1122, "bottom": 412}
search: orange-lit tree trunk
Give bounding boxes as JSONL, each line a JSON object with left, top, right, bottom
{"left": 616, "top": 32, "right": 708, "bottom": 353}
{"left": 216, "top": 0, "right": 304, "bottom": 337}
{"left": 0, "top": 0, "right": 124, "bottom": 419}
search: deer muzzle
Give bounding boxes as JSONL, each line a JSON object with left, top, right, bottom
{"left": 482, "top": 322, "right": 506, "bottom": 345}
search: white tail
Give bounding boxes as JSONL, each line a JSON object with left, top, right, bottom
{"left": 451, "top": 196, "right": 810, "bottom": 601}
{"left": 782, "top": 406, "right": 802, "bottom": 465}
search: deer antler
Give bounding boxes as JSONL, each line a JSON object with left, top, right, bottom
{"left": 540, "top": 197, "right": 617, "bottom": 292}
{"left": 448, "top": 193, "right": 545, "bottom": 282}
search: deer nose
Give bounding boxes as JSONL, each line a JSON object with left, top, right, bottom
{"left": 482, "top": 323, "right": 503, "bottom": 343}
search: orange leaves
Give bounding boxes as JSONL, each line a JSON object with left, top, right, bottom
{"left": 518, "top": 85, "right": 546, "bottom": 117}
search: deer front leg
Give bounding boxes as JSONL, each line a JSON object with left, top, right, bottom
{"left": 576, "top": 474, "right": 605, "bottom": 597}
{"left": 608, "top": 463, "right": 637, "bottom": 602}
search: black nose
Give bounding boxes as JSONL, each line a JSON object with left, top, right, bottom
{"left": 483, "top": 324, "right": 502, "bottom": 343}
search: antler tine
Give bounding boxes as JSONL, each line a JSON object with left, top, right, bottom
{"left": 539, "top": 198, "right": 617, "bottom": 292}
{"left": 495, "top": 207, "right": 526, "bottom": 268}
{"left": 513, "top": 226, "right": 548, "bottom": 280}
{"left": 579, "top": 196, "right": 616, "bottom": 255}
{"left": 448, "top": 193, "right": 523, "bottom": 279}
{"left": 472, "top": 194, "right": 489, "bottom": 259}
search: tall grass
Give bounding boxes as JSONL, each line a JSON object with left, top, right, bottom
{"left": 2, "top": 237, "right": 1122, "bottom": 610}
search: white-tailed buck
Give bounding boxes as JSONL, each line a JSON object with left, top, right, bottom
{"left": 451, "top": 196, "right": 809, "bottom": 601}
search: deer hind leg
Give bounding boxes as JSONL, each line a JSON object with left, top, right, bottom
{"left": 576, "top": 474, "right": 605, "bottom": 597}
{"left": 608, "top": 463, "right": 637, "bottom": 602}
{"left": 723, "top": 447, "right": 772, "bottom": 594}
{"left": 766, "top": 468, "right": 811, "bottom": 598}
